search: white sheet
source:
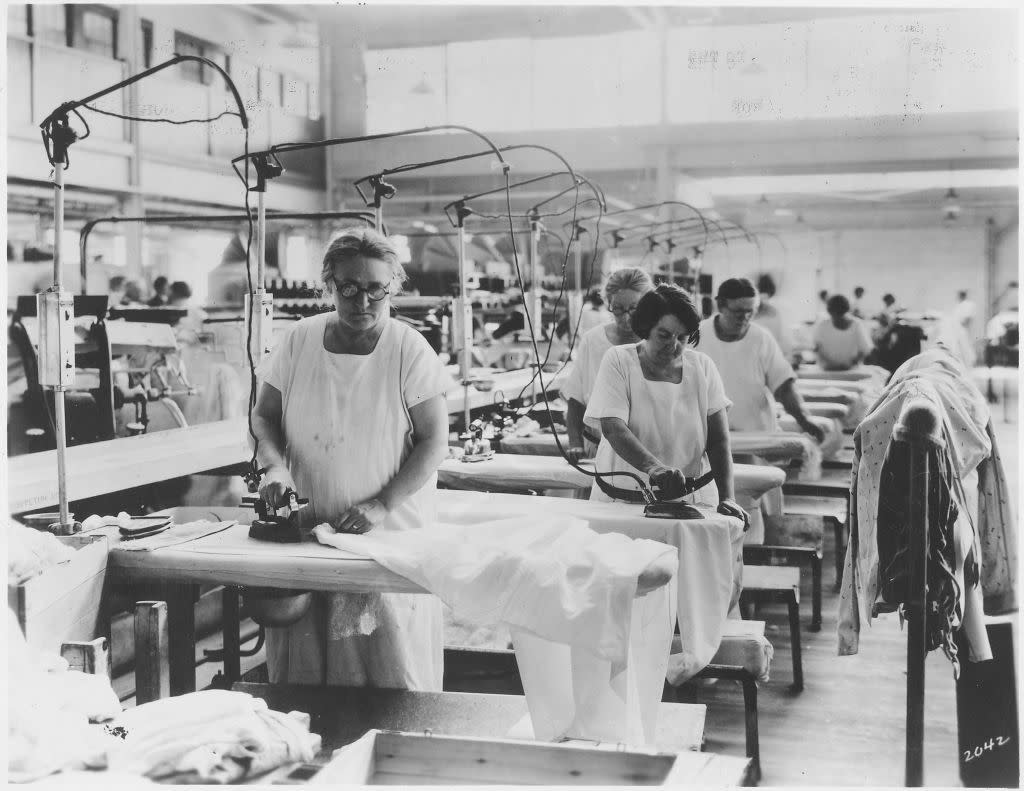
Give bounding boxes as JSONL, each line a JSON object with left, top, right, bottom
{"left": 313, "top": 515, "right": 677, "bottom": 745}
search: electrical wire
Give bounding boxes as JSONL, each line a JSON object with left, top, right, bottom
{"left": 79, "top": 102, "right": 243, "bottom": 127}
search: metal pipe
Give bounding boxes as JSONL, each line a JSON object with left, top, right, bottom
{"left": 374, "top": 204, "right": 383, "bottom": 233}
{"left": 529, "top": 215, "right": 543, "bottom": 402}
{"left": 570, "top": 234, "right": 583, "bottom": 350}
{"left": 256, "top": 192, "right": 266, "bottom": 290}
{"left": 456, "top": 222, "right": 472, "bottom": 431}
{"left": 52, "top": 163, "right": 71, "bottom": 531}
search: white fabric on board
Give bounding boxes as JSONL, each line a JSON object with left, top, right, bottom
{"left": 313, "top": 515, "right": 677, "bottom": 745}
{"left": 259, "top": 314, "right": 448, "bottom": 689}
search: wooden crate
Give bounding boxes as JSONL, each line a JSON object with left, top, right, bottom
{"left": 298, "top": 730, "right": 751, "bottom": 786}
{"left": 8, "top": 533, "right": 109, "bottom": 655}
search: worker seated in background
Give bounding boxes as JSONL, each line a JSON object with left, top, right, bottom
{"left": 584, "top": 283, "right": 747, "bottom": 528}
{"left": 813, "top": 294, "right": 873, "bottom": 371}
{"left": 562, "top": 268, "right": 654, "bottom": 463}
{"left": 752, "top": 273, "right": 796, "bottom": 365}
{"left": 251, "top": 227, "right": 449, "bottom": 689}
{"left": 147, "top": 275, "right": 169, "bottom": 307}
{"left": 696, "top": 278, "right": 825, "bottom": 443}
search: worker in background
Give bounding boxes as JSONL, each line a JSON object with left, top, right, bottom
{"left": 951, "top": 289, "right": 977, "bottom": 340}
{"left": 122, "top": 280, "right": 145, "bottom": 306}
{"left": 147, "top": 276, "right": 169, "bottom": 307}
{"left": 872, "top": 293, "right": 902, "bottom": 343}
{"left": 816, "top": 289, "right": 830, "bottom": 320}
{"left": 752, "top": 274, "right": 795, "bottom": 363}
{"left": 562, "top": 268, "right": 654, "bottom": 463}
{"left": 696, "top": 278, "right": 825, "bottom": 442}
{"left": 584, "top": 283, "right": 746, "bottom": 527}
{"left": 252, "top": 228, "right": 448, "bottom": 689}
{"left": 813, "top": 294, "right": 873, "bottom": 371}
{"left": 107, "top": 275, "right": 127, "bottom": 309}
{"left": 851, "top": 286, "right": 866, "bottom": 318}
{"left": 577, "top": 288, "right": 611, "bottom": 335}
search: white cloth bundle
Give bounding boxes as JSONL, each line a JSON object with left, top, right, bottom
{"left": 7, "top": 610, "right": 123, "bottom": 783}
{"left": 313, "top": 516, "right": 677, "bottom": 745}
{"left": 106, "top": 690, "right": 321, "bottom": 783}
{"left": 7, "top": 523, "right": 76, "bottom": 584}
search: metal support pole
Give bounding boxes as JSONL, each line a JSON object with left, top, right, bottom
{"left": 569, "top": 232, "right": 583, "bottom": 350}
{"left": 52, "top": 163, "right": 71, "bottom": 532}
{"left": 374, "top": 204, "right": 383, "bottom": 233}
{"left": 456, "top": 222, "right": 472, "bottom": 431}
{"left": 529, "top": 216, "right": 543, "bottom": 402}
{"left": 894, "top": 398, "right": 942, "bottom": 788}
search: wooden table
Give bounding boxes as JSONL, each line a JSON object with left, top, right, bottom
{"left": 7, "top": 418, "right": 250, "bottom": 513}
{"left": 105, "top": 490, "right": 743, "bottom": 694}
{"left": 438, "top": 455, "right": 785, "bottom": 502}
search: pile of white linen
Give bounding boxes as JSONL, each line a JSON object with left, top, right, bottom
{"left": 7, "top": 611, "right": 122, "bottom": 782}
{"left": 106, "top": 690, "right": 321, "bottom": 783}
{"left": 314, "top": 515, "right": 678, "bottom": 745}
{"left": 8, "top": 523, "right": 76, "bottom": 585}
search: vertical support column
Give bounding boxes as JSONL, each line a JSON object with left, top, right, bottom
{"left": 319, "top": 10, "right": 367, "bottom": 210}
{"left": 118, "top": 5, "right": 145, "bottom": 285}
{"left": 456, "top": 218, "right": 473, "bottom": 431}
{"left": 221, "top": 587, "right": 241, "bottom": 684}
{"left": 52, "top": 163, "right": 71, "bottom": 531}
{"left": 134, "top": 601, "right": 170, "bottom": 704}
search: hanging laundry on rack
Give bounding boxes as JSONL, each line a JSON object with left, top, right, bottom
{"left": 838, "top": 348, "right": 1016, "bottom": 669}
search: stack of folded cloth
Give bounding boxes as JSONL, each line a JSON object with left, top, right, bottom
{"left": 7, "top": 611, "right": 123, "bottom": 782}
{"left": 7, "top": 523, "right": 76, "bottom": 585}
{"left": 106, "top": 690, "right": 321, "bottom": 783}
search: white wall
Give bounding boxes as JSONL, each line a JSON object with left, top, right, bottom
{"left": 701, "top": 223, "right": 989, "bottom": 325}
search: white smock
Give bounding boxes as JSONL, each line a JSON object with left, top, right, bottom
{"left": 812, "top": 317, "right": 873, "bottom": 371}
{"left": 561, "top": 324, "right": 613, "bottom": 407}
{"left": 259, "top": 314, "right": 448, "bottom": 689}
{"left": 584, "top": 345, "right": 730, "bottom": 507}
{"left": 696, "top": 318, "right": 794, "bottom": 432}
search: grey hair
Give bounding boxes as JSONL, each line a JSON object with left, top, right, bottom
{"left": 320, "top": 227, "right": 407, "bottom": 293}
{"left": 604, "top": 267, "right": 654, "bottom": 304}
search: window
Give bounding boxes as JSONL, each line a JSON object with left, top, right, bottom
{"left": 283, "top": 75, "right": 308, "bottom": 116}
{"left": 70, "top": 5, "right": 118, "bottom": 59}
{"left": 141, "top": 19, "right": 153, "bottom": 68}
{"left": 31, "top": 3, "right": 67, "bottom": 47}
{"left": 8, "top": 4, "right": 29, "bottom": 37}
{"left": 260, "top": 68, "right": 283, "bottom": 107}
{"left": 174, "top": 31, "right": 228, "bottom": 85}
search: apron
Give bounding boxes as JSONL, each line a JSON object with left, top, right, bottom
{"left": 264, "top": 317, "right": 444, "bottom": 689}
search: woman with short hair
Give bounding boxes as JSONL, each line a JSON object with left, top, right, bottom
{"left": 251, "top": 227, "right": 450, "bottom": 689}
{"left": 562, "top": 268, "right": 655, "bottom": 463}
{"left": 813, "top": 294, "right": 873, "bottom": 371}
{"left": 583, "top": 283, "right": 745, "bottom": 525}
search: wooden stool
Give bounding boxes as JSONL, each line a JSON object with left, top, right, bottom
{"left": 783, "top": 494, "right": 849, "bottom": 590}
{"left": 739, "top": 566, "right": 803, "bottom": 692}
{"left": 672, "top": 620, "right": 772, "bottom": 782}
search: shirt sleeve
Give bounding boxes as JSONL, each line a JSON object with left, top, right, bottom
{"left": 855, "top": 319, "right": 873, "bottom": 357}
{"left": 702, "top": 354, "right": 732, "bottom": 417}
{"left": 259, "top": 319, "right": 300, "bottom": 393}
{"left": 763, "top": 331, "right": 797, "bottom": 393}
{"left": 402, "top": 326, "right": 450, "bottom": 408}
{"left": 559, "top": 332, "right": 589, "bottom": 403}
{"left": 584, "top": 348, "right": 630, "bottom": 426}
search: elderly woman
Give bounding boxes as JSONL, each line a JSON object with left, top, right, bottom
{"left": 251, "top": 228, "right": 450, "bottom": 689}
{"left": 583, "top": 284, "right": 746, "bottom": 525}
{"left": 813, "top": 294, "right": 873, "bottom": 371}
{"left": 562, "top": 268, "right": 654, "bottom": 463}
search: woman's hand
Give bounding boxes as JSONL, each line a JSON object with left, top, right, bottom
{"left": 565, "top": 446, "right": 588, "bottom": 464}
{"left": 334, "top": 499, "right": 389, "bottom": 534}
{"left": 259, "top": 465, "right": 297, "bottom": 510}
{"left": 717, "top": 498, "right": 751, "bottom": 530}
{"left": 648, "top": 464, "right": 685, "bottom": 497}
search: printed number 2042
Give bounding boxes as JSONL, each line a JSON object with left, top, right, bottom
{"left": 963, "top": 736, "right": 1012, "bottom": 762}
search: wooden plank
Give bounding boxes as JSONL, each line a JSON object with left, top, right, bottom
{"left": 9, "top": 534, "right": 108, "bottom": 655}
{"left": 134, "top": 600, "right": 170, "bottom": 704}
{"left": 7, "top": 417, "right": 250, "bottom": 512}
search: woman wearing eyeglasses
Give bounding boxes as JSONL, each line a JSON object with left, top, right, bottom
{"left": 562, "top": 268, "right": 654, "bottom": 464}
{"left": 251, "top": 228, "right": 450, "bottom": 689}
